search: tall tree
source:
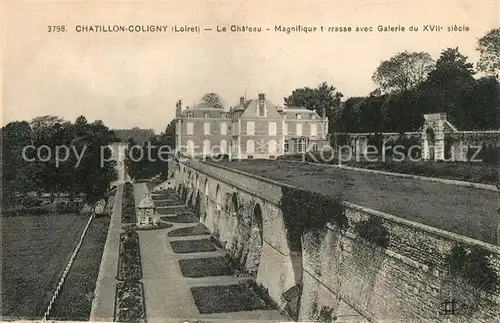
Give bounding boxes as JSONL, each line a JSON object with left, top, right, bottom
{"left": 284, "top": 82, "right": 343, "bottom": 133}
{"left": 372, "top": 51, "right": 435, "bottom": 93}
{"left": 200, "top": 92, "right": 224, "bottom": 109}
{"left": 423, "top": 47, "right": 475, "bottom": 126}
{"left": 477, "top": 27, "right": 500, "bottom": 79}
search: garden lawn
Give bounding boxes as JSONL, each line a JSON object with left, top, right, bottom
{"left": 178, "top": 257, "right": 233, "bottom": 277}
{"left": 212, "top": 159, "right": 499, "bottom": 245}
{"left": 168, "top": 223, "right": 210, "bottom": 237}
{"left": 1, "top": 213, "right": 89, "bottom": 319}
{"left": 48, "top": 215, "right": 110, "bottom": 320}
{"left": 160, "top": 213, "right": 199, "bottom": 223}
{"left": 157, "top": 206, "right": 191, "bottom": 215}
{"left": 170, "top": 239, "right": 217, "bottom": 253}
{"left": 191, "top": 282, "right": 276, "bottom": 314}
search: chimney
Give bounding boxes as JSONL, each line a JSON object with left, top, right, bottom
{"left": 258, "top": 93, "right": 265, "bottom": 101}
{"left": 239, "top": 97, "right": 245, "bottom": 105}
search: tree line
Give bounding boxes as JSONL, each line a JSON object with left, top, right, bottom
{"left": 2, "top": 115, "right": 119, "bottom": 208}
{"left": 284, "top": 28, "right": 499, "bottom": 135}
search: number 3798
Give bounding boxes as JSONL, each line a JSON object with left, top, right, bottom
{"left": 48, "top": 25, "right": 66, "bottom": 32}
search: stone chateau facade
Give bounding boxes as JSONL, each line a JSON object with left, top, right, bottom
{"left": 174, "top": 93, "right": 330, "bottom": 159}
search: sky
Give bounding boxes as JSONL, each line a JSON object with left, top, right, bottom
{"left": 2, "top": 1, "right": 498, "bottom": 133}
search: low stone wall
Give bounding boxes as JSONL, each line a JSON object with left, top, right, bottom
{"left": 172, "top": 158, "right": 500, "bottom": 322}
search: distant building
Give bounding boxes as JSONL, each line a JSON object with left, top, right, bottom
{"left": 174, "top": 93, "right": 330, "bottom": 159}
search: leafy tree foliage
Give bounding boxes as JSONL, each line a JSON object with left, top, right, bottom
{"left": 338, "top": 47, "right": 499, "bottom": 134}
{"left": 477, "top": 27, "right": 500, "bottom": 79}
{"left": 200, "top": 92, "right": 224, "bottom": 109}
{"left": 113, "top": 127, "right": 155, "bottom": 145}
{"left": 372, "top": 51, "right": 435, "bottom": 93}
{"left": 125, "top": 120, "right": 175, "bottom": 181}
{"left": 284, "top": 82, "right": 343, "bottom": 133}
{"left": 2, "top": 116, "right": 119, "bottom": 207}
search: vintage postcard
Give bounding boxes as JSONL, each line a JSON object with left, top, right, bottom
{"left": 1, "top": 1, "right": 499, "bottom": 322}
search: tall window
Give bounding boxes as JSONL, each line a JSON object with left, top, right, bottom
{"left": 296, "top": 123, "right": 302, "bottom": 136}
{"left": 268, "top": 140, "right": 277, "bottom": 153}
{"left": 297, "top": 138, "right": 307, "bottom": 153}
{"left": 187, "top": 122, "right": 194, "bottom": 135}
{"left": 220, "top": 139, "right": 228, "bottom": 154}
{"left": 204, "top": 122, "right": 210, "bottom": 135}
{"left": 284, "top": 140, "right": 289, "bottom": 153}
{"left": 247, "top": 122, "right": 255, "bottom": 135}
{"left": 220, "top": 122, "right": 227, "bottom": 135}
{"left": 268, "top": 122, "right": 277, "bottom": 135}
{"left": 283, "top": 122, "right": 288, "bottom": 135}
{"left": 186, "top": 140, "right": 195, "bottom": 155}
{"left": 246, "top": 140, "right": 255, "bottom": 154}
{"left": 203, "top": 140, "right": 211, "bottom": 155}
{"left": 310, "top": 124, "right": 317, "bottom": 136}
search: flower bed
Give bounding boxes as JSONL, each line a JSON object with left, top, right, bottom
{"left": 117, "top": 230, "right": 142, "bottom": 281}
{"left": 190, "top": 280, "right": 277, "bottom": 314}
{"left": 168, "top": 223, "right": 210, "bottom": 237}
{"left": 170, "top": 239, "right": 217, "bottom": 253}
{"left": 121, "top": 183, "right": 136, "bottom": 224}
{"left": 114, "top": 281, "right": 146, "bottom": 322}
{"left": 160, "top": 212, "right": 199, "bottom": 223}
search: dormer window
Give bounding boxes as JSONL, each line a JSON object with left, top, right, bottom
{"left": 258, "top": 102, "right": 266, "bottom": 117}
{"left": 204, "top": 112, "right": 210, "bottom": 118}
{"left": 311, "top": 114, "right": 316, "bottom": 120}
{"left": 296, "top": 114, "right": 302, "bottom": 120}
{"left": 187, "top": 112, "right": 194, "bottom": 118}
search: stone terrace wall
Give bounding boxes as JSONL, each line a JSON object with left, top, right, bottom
{"left": 174, "top": 159, "right": 500, "bottom": 322}
{"left": 174, "top": 159, "right": 302, "bottom": 303}
{"left": 301, "top": 204, "right": 500, "bottom": 322}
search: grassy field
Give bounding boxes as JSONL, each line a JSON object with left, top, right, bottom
{"left": 1, "top": 213, "right": 89, "bottom": 319}
{"left": 212, "top": 159, "right": 499, "bottom": 245}
{"left": 48, "top": 215, "right": 110, "bottom": 320}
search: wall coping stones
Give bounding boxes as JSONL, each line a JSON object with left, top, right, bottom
{"left": 289, "top": 160, "right": 498, "bottom": 192}
{"left": 183, "top": 159, "right": 500, "bottom": 254}
{"left": 342, "top": 203, "right": 500, "bottom": 255}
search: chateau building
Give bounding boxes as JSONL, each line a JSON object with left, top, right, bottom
{"left": 175, "top": 93, "right": 329, "bottom": 159}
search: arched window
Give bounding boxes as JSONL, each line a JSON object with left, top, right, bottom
{"left": 311, "top": 142, "right": 319, "bottom": 152}
{"left": 247, "top": 140, "right": 255, "bottom": 154}
{"left": 268, "top": 140, "right": 277, "bottom": 153}
{"left": 258, "top": 102, "right": 266, "bottom": 117}
{"left": 297, "top": 138, "right": 307, "bottom": 153}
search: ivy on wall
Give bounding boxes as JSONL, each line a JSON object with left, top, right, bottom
{"left": 310, "top": 302, "right": 335, "bottom": 323}
{"left": 354, "top": 216, "right": 390, "bottom": 249}
{"left": 446, "top": 244, "right": 499, "bottom": 293}
{"left": 280, "top": 186, "right": 347, "bottom": 252}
